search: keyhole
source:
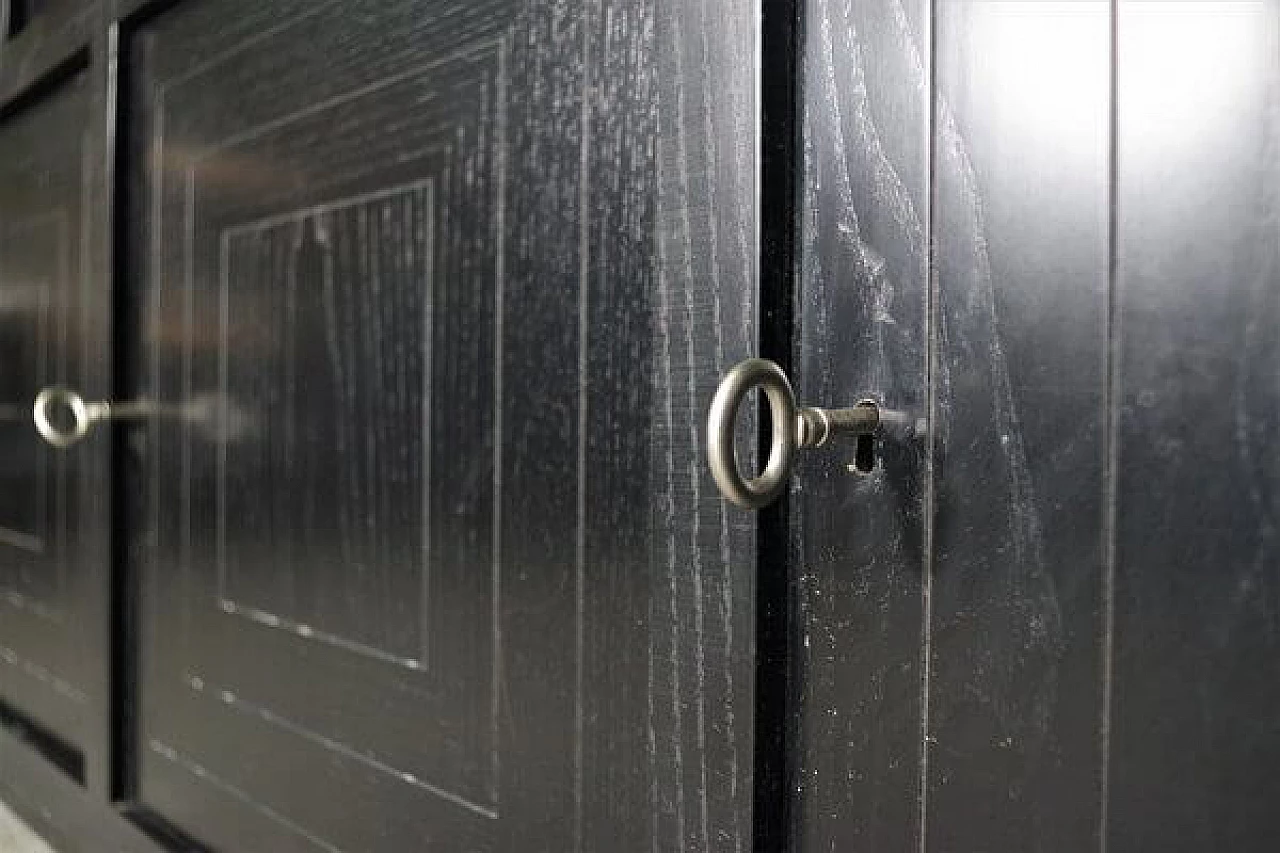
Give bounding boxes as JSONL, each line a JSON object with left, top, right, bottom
{"left": 850, "top": 434, "right": 877, "bottom": 475}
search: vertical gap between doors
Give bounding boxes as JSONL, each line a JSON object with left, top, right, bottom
{"left": 754, "top": 0, "right": 803, "bottom": 850}
{"left": 107, "top": 18, "right": 142, "bottom": 803}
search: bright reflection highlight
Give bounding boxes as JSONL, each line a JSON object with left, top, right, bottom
{"left": 969, "top": 1, "right": 1267, "bottom": 166}
{"left": 1120, "top": 1, "right": 1267, "bottom": 165}
{"left": 968, "top": 2, "right": 1108, "bottom": 169}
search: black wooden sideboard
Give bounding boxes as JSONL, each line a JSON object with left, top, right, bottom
{"left": 0, "top": 1, "right": 1277, "bottom": 851}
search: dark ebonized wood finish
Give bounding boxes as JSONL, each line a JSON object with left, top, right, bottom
{"left": 6, "top": 0, "right": 1280, "bottom": 851}
{"left": 653, "top": 0, "right": 758, "bottom": 848}
{"left": 129, "top": 4, "right": 519, "bottom": 845}
{"left": 927, "top": 3, "right": 1110, "bottom": 849}
{"left": 1109, "top": 3, "right": 1280, "bottom": 850}
{"left": 0, "top": 0, "right": 114, "bottom": 801}
{"left": 793, "top": 1, "right": 930, "bottom": 849}
{"left": 0, "top": 57, "right": 94, "bottom": 767}
{"left": 0, "top": 725, "right": 161, "bottom": 853}
{"left": 1, "top": 0, "right": 761, "bottom": 849}
{"left": 117, "top": 0, "right": 692, "bottom": 848}
{"left": 795, "top": 1, "right": 1280, "bottom": 852}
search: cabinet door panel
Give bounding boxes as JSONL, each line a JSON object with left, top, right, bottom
{"left": 926, "top": 3, "right": 1110, "bottom": 848}
{"left": 793, "top": 3, "right": 1280, "bottom": 852}
{"left": 794, "top": 1, "right": 930, "bottom": 847}
{"left": 0, "top": 68, "right": 97, "bottom": 777}
{"left": 1110, "top": 5, "right": 1280, "bottom": 848}
{"left": 132, "top": 3, "right": 511, "bottom": 847}
{"left": 124, "top": 0, "right": 748, "bottom": 848}
{"left": 795, "top": 3, "right": 1110, "bottom": 849}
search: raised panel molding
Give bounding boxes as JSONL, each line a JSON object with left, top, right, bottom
{"left": 139, "top": 7, "right": 510, "bottom": 837}
{"left": 0, "top": 67, "right": 94, "bottom": 759}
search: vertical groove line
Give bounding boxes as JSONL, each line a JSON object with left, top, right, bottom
{"left": 917, "top": 0, "right": 938, "bottom": 850}
{"left": 491, "top": 35, "right": 508, "bottom": 805}
{"left": 666, "top": 8, "right": 691, "bottom": 850}
{"left": 1099, "top": 2, "right": 1120, "bottom": 852}
{"left": 575, "top": 1, "right": 595, "bottom": 849}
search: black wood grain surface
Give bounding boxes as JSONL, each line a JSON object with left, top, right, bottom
{"left": 0, "top": 0, "right": 762, "bottom": 848}
{"left": 130, "top": 4, "right": 514, "bottom": 846}
{"left": 0, "top": 725, "right": 161, "bottom": 853}
{"left": 4, "top": 0, "right": 1280, "bottom": 851}
{"left": 0, "top": 9, "right": 115, "bottom": 800}
{"left": 653, "top": 0, "right": 758, "bottom": 848}
{"left": 795, "top": 1, "right": 1280, "bottom": 852}
{"left": 0, "top": 66, "right": 93, "bottom": 757}
{"left": 116, "top": 0, "right": 755, "bottom": 848}
{"left": 1109, "top": 3, "right": 1280, "bottom": 850}
{"left": 927, "top": 3, "right": 1110, "bottom": 849}
{"left": 794, "top": 0, "right": 930, "bottom": 849}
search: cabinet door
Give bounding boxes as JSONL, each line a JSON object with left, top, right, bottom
{"left": 0, "top": 65, "right": 107, "bottom": 790}
{"left": 122, "top": 0, "right": 757, "bottom": 849}
{"left": 787, "top": 1, "right": 1280, "bottom": 851}
{"left": 127, "top": 2, "right": 561, "bottom": 848}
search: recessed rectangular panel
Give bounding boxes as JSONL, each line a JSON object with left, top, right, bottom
{"left": 218, "top": 182, "right": 433, "bottom": 665}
